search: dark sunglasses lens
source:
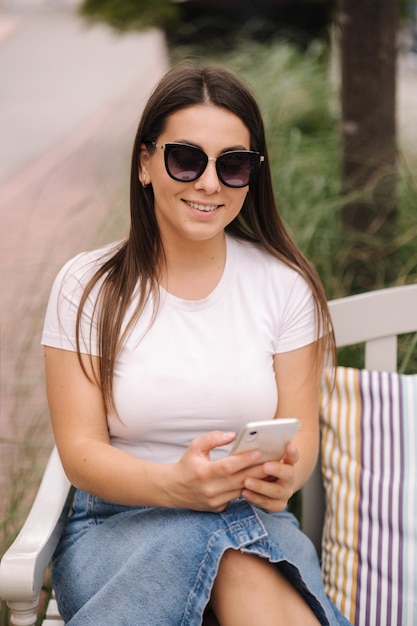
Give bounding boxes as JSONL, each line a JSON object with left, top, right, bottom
{"left": 218, "top": 152, "right": 258, "bottom": 187}
{"left": 166, "top": 145, "right": 206, "bottom": 182}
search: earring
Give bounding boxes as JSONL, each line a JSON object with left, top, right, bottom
{"left": 140, "top": 178, "right": 148, "bottom": 189}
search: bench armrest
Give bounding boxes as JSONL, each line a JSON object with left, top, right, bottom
{"left": 0, "top": 447, "right": 72, "bottom": 602}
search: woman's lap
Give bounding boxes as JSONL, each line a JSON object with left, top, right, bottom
{"left": 52, "top": 490, "right": 350, "bottom": 626}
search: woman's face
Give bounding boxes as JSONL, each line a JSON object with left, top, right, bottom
{"left": 140, "top": 104, "right": 251, "bottom": 247}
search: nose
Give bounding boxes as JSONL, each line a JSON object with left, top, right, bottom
{"left": 193, "top": 158, "right": 221, "bottom": 194}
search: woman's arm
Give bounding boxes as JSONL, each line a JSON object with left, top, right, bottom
{"left": 240, "top": 341, "right": 321, "bottom": 511}
{"left": 273, "top": 340, "right": 321, "bottom": 490}
{"left": 44, "top": 346, "right": 269, "bottom": 511}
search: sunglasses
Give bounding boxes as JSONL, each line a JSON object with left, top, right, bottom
{"left": 151, "top": 142, "right": 264, "bottom": 188}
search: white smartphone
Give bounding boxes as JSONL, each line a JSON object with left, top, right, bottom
{"left": 229, "top": 418, "right": 300, "bottom": 464}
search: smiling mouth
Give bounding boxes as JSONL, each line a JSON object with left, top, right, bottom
{"left": 186, "top": 201, "right": 221, "bottom": 212}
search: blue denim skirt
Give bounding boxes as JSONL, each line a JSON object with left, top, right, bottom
{"left": 52, "top": 490, "right": 351, "bottom": 625}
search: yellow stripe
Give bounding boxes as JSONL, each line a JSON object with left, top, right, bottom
{"left": 320, "top": 367, "right": 362, "bottom": 622}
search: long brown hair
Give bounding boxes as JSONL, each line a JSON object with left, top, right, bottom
{"left": 77, "top": 63, "right": 335, "bottom": 414}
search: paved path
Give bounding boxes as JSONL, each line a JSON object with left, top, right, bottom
{"left": 0, "top": 2, "right": 168, "bottom": 502}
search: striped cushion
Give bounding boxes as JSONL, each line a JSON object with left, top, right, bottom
{"left": 320, "top": 366, "right": 417, "bottom": 626}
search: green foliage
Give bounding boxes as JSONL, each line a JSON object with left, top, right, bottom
{"left": 79, "top": 0, "right": 180, "bottom": 31}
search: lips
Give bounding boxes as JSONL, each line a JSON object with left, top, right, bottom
{"left": 186, "top": 200, "right": 221, "bottom": 212}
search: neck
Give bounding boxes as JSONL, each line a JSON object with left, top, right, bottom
{"left": 159, "top": 233, "right": 227, "bottom": 300}
{"left": 165, "top": 232, "right": 226, "bottom": 267}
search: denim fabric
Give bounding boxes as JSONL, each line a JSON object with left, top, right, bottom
{"left": 52, "top": 490, "right": 351, "bottom": 625}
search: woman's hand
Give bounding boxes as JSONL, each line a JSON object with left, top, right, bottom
{"left": 240, "top": 443, "right": 299, "bottom": 513}
{"left": 170, "top": 431, "right": 270, "bottom": 513}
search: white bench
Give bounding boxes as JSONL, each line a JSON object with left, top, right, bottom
{"left": 1, "top": 284, "right": 416, "bottom": 626}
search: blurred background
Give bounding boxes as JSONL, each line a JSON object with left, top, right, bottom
{"left": 1, "top": 0, "right": 417, "bottom": 621}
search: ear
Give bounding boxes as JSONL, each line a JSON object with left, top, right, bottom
{"left": 139, "top": 143, "right": 151, "bottom": 187}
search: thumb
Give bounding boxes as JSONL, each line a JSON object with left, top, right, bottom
{"left": 190, "top": 431, "right": 236, "bottom": 457}
{"left": 282, "top": 442, "right": 299, "bottom": 466}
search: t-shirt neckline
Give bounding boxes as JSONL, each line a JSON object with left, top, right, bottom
{"left": 159, "top": 235, "right": 237, "bottom": 311}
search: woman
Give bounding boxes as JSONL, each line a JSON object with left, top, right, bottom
{"left": 42, "top": 64, "right": 350, "bottom": 625}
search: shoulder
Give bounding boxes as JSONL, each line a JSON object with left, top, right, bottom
{"left": 54, "top": 241, "right": 123, "bottom": 294}
{"left": 227, "top": 236, "right": 317, "bottom": 350}
{"left": 42, "top": 241, "right": 123, "bottom": 352}
{"left": 46, "top": 240, "right": 123, "bottom": 322}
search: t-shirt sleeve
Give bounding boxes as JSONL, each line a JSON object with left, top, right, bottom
{"left": 273, "top": 272, "right": 318, "bottom": 354}
{"left": 41, "top": 253, "right": 100, "bottom": 355}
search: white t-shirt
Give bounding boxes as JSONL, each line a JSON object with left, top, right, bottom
{"left": 42, "top": 235, "right": 317, "bottom": 463}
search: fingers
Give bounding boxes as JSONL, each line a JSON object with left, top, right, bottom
{"left": 241, "top": 473, "right": 293, "bottom": 512}
{"left": 176, "top": 432, "right": 264, "bottom": 511}
{"left": 241, "top": 443, "right": 299, "bottom": 512}
{"left": 179, "top": 432, "right": 297, "bottom": 513}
